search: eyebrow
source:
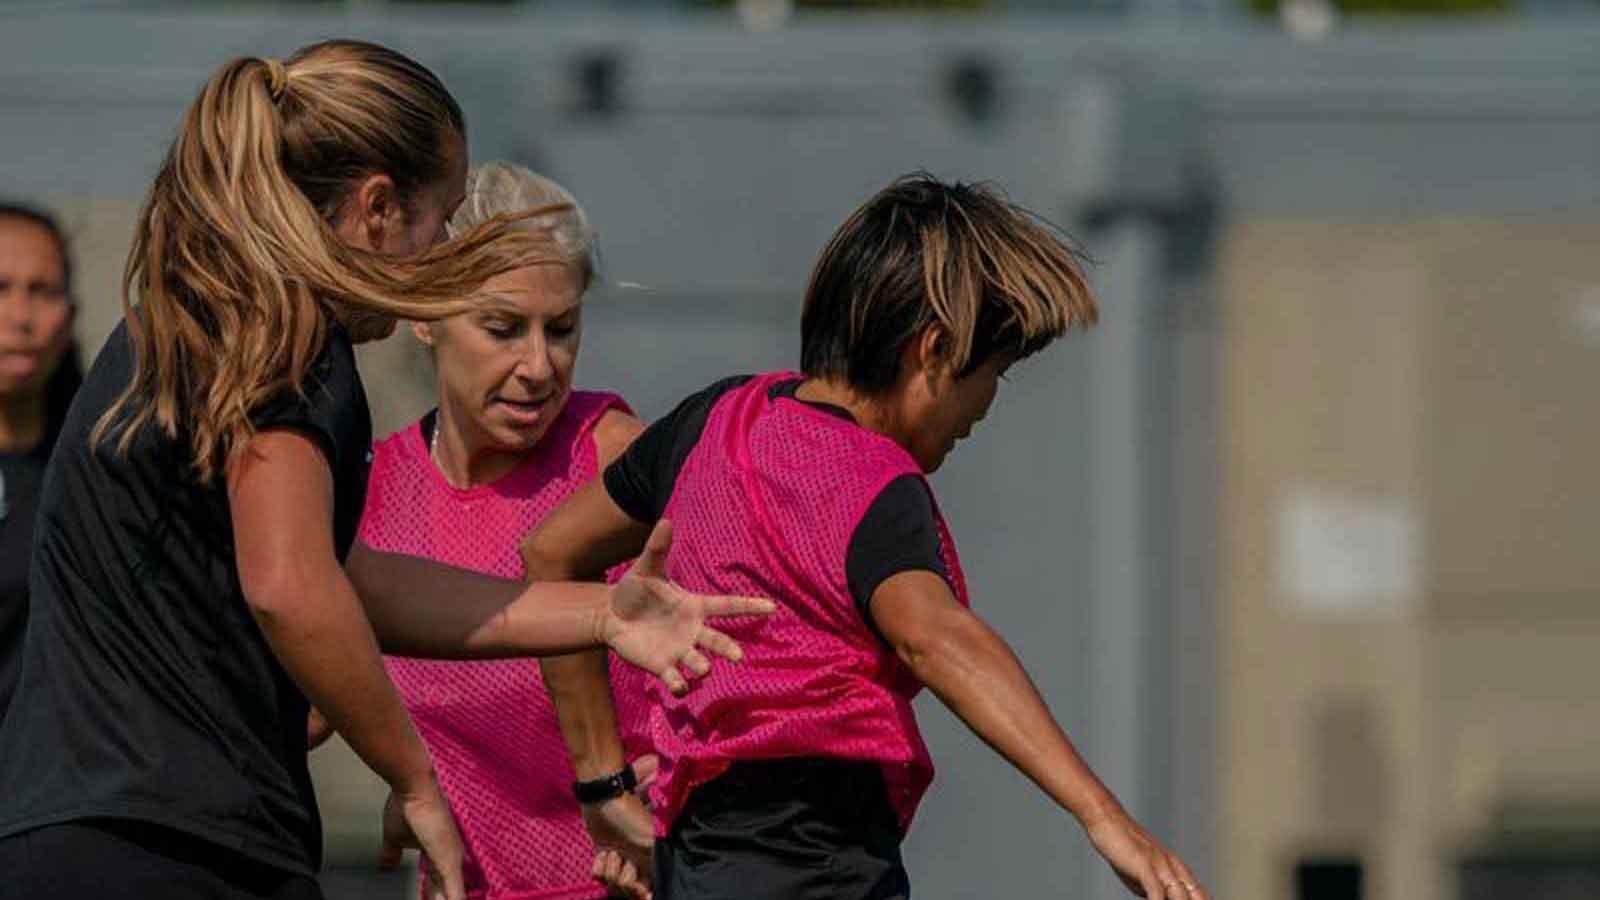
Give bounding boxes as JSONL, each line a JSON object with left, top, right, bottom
{"left": 474, "top": 293, "right": 583, "bottom": 317}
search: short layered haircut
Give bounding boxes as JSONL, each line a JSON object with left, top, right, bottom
{"left": 801, "top": 174, "right": 1096, "bottom": 392}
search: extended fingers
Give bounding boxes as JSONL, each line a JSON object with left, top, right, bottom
{"left": 701, "top": 594, "right": 776, "bottom": 618}
{"left": 696, "top": 626, "right": 743, "bottom": 662}
{"left": 1170, "top": 855, "right": 1207, "bottom": 899}
{"left": 658, "top": 665, "right": 689, "bottom": 696}
{"left": 679, "top": 648, "right": 712, "bottom": 678}
{"left": 634, "top": 520, "right": 674, "bottom": 579}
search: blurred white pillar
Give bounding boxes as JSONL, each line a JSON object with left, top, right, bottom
{"left": 1085, "top": 218, "right": 1167, "bottom": 900}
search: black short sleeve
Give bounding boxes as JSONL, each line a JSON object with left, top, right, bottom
{"left": 247, "top": 326, "right": 371, "bottom": 559}
{"left": 847, "top": 474, "right": 949, "bottom": 636}
{"left": 604, "top": 375, "right": 753, "bottom": 524}
{"left": 251, "top": 329, "right": 364, "bottom": 470}
{"left": 0, "top": 318, "right": 372, "bottom": 876}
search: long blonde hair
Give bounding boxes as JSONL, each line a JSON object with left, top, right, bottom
{"left": 97, "top": 40, "right": 560, "bottom": 480}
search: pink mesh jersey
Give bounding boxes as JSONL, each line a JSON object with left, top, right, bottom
{"left": 360, "top": 391, "right": 653, "bottom": 900}
{"left": 646, "top": 372, "right": 969, "bottom": 838}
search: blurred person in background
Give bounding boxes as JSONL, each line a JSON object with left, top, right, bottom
{"left": 0, "top": 202, "right": 82, "bottom": 721}
{"left": 350, "top": 161, "right": 656, "bottom": 899}
{"left": 0, "top": 40, "right": 765, "bottom": 900}
{"left": 525, "top": 175, "right": 1209, "bottom": 900}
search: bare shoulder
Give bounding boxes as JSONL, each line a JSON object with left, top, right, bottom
{"left": 592, "top": 407, "right": 645, "bottom": 468}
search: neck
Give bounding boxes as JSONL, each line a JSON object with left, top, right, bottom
{"left": 0, "top": 391, "right": 48, "bottom": 454}
{"left": 794, "top": 376, "right": 906, "bottom": 448}
{"left": 430, "top": 406, "right": 524, "bottom": 488}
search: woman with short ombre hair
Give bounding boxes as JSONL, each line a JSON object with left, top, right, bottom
{"left": 527, "top": 174, "right": 1208, "bottom": 900}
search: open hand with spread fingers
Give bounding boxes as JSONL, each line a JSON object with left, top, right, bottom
{"left": 1086, "top": 806, "right": 1209, "bottom": 900}
{"left": 601, "top": 519, "right": 775, "bottom": 694}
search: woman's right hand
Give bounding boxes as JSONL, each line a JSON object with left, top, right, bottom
{"left": 378, "top": 776, "right": 468, "bottom": 900}
{"left": 601, "top": 520, "right": 775, "bottom": 694}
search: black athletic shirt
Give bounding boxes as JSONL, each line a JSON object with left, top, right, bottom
{"left": 603, "top": 375, "right": 948, "bottom": 634}
{"left": 0, "top": 425, "right": 60, "bottom": 720}
{"left": 0, "top": 319, "right": 371, "bottom": 877}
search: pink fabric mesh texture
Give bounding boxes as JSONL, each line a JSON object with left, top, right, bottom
{"left": 646, "top": 372, "right": 969, "bottom": 838}
{"left": 359, "top": 391, "right": 653, "bottom": 900}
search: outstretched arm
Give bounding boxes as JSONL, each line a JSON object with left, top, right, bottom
{"left": 873, "top": 571, "right": 1207, "bottom": 900}
{"left": 347, "top": 541, "right": 610, "bottom": 659}
{"left": 348, "top": 523, "right": 762, "bottom": 683}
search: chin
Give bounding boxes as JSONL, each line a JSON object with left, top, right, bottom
{"left": 492, "top": 423, "right": 553, "bottom": 454}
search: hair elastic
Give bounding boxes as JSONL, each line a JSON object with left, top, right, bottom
{"left": 264, "top": 58, "right": 289, "bottom": 102}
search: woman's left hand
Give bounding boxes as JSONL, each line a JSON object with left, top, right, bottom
{"left": 1085, "top": 807, "right": 1209, "bottom": 900}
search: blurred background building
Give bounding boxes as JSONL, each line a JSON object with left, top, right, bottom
{"left": 3, "top": 2, "right": 1599, "bottom": 899}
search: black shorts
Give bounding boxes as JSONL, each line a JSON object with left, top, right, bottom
{"left": 655, "top": 757, "right": 910, "bottom": 900}
{"left": 0, "top": 819, "right": 323, "bottom": 900}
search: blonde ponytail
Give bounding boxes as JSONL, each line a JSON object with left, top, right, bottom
{"left": 96, "top": 41, "right": 558, "bottom": 481}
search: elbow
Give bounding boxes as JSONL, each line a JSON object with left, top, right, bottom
{"left": 889, "top": 623, "right": 945, "bottom": 680}
{"left": 520, "top": 537, "right": 575, "bottom": 583}
{"left": 240, "top": 560, "right": 316, "bottom": 625}
{"left": 889, "top": 609, "right": 986, "bottom": 685}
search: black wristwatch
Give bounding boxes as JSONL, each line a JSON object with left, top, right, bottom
{"left": 573, "top": 765, "right": 638, "bottom": 805}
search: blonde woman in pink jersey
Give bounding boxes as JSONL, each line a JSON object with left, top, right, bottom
{"left": 352, "top": 162, "right": 656, "bottom": 900}
{"left": 524, "top": 175, "right": 1208, "bottom": 900}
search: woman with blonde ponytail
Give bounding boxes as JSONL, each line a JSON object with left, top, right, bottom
{"left": 0, "top": 41, "right": 767, "bottom": 900}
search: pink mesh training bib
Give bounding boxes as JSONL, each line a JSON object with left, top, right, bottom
{"left": 360, "top": 391, "right": 652, "bottom": 900}
{"left": 647, "top": 372, "right": 969, "bottom": 838}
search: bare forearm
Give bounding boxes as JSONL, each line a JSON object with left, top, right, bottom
{"left": 540, "top": 651, "right": 627, "bottom": 778}
{"left": 349, "top": 543, "right": 612, "bottom": 659}
{"left": 905, "top": 613, "right": 1122, "bottom": 826}
{"left": 251, "top": 574, "right": 432, "bottom": 792}
{"left": 523, "top": 528, "right": 635, "bottom": 780}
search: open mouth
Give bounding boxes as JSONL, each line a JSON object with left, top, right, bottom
{"left": 494, "top": 393, "right": 558, "bottom": 423}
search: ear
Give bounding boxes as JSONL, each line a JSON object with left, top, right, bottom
{"left": 909, "top": 324, "right": 955, "bottom": 392}
{"left": 410, "top": 320, "right": 436, "bottom": 348}
{"left": 345, "top": 172, "right": 403, "bottom": 250}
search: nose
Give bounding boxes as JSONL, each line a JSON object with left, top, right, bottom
{"left": 513, "top": 332, "right": 554, "bottom": 386}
